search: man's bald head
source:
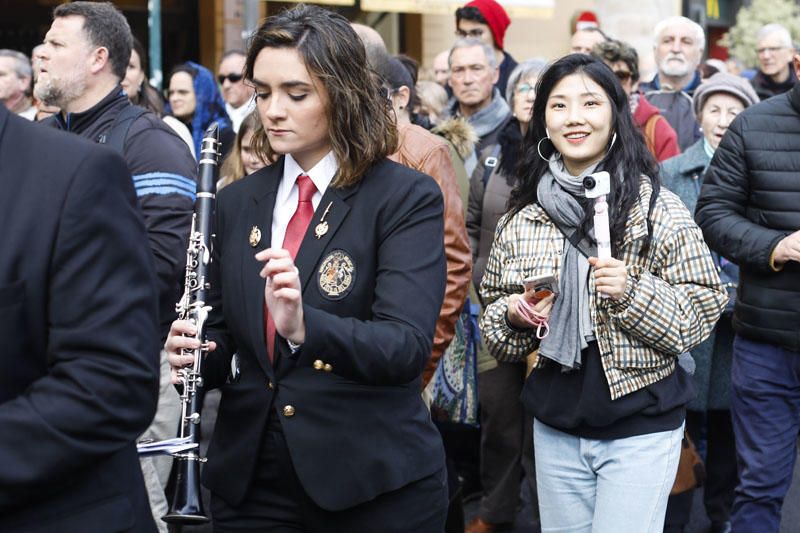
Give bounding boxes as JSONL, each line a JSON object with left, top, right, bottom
{"left": 351, "top": 23, "right": 388, "bottom": 68}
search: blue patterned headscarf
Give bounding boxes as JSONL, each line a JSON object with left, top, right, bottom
{"left": 165, "top": 61, "right": 232, "bottom": 158}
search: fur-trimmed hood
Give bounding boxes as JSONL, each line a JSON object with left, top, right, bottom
{"left": 432, "top": 117, "right": 478, "bottom": 160}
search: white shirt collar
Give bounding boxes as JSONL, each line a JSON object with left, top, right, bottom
{"left": 280, "top": 151, "right": 337, "bottom": 201}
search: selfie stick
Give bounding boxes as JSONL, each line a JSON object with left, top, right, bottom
{"left": 583, "top": 171, "right": 612, "bottom": 260}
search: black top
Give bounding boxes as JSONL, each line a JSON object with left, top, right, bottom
{"left": 43, "top": 86, "right": 197, "bottom": 340}
{"left": 750, "top": 65, "right": 798, "bottom": 101}
{"left": 522, "top": 341, "right": 694, "bottom": 439}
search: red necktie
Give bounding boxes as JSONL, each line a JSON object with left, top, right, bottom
{"left": 265, "top": 174, "right": 317, "bottom": 362}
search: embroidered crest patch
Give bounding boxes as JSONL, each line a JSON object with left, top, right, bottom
{"left": 318, "top": 250, "right": 355, "bottom": 300}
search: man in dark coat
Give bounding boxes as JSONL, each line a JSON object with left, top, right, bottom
{"left": 695, "top": 55, "right": 800, "bottom": 533}
{"left": 0, "top": 104, "right": 160, "bottom": 531}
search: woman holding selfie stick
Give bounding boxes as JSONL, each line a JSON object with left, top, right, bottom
{"left": 165, "top": 5, "right": 448, "bottom": 531}
{"left": 479, "top": 54, "right": 727, "bottom": 532}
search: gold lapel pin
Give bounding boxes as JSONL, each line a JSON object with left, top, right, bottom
{"left": 249, "top": 226, "right": 261, "bottom": 247}
{"left": 315, "top": 201, "right": 333, "bottom": 239}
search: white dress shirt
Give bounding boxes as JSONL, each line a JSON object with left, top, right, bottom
{"left": 271, "top": 151, "right": 337, "bottom": 249}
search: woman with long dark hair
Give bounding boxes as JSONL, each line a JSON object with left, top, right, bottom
{"left": 165, "top": 5, "right": 448, "bottom": 531}
{"left": 479, "top": 54, "right": 726, "bottom": 531}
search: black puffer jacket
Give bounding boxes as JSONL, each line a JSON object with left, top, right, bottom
{"left": 696, "top": 84, "right": 800, "bottom": 351}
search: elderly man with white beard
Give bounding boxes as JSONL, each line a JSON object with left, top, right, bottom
{"left": 640, "top": 16, "right": 705, "bottom": 151}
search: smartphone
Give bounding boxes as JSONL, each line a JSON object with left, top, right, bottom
{"left": 522, "top": 274, "right": 558, "bottom": 299}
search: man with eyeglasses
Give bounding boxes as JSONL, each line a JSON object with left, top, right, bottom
{"left": 454, "top": 0, "right": 517, "bottom": 99}
{"left": 750, "top": 23, "right": 797, "bottom": 101}
{"left": 591, "top": 39, "right": 679, "bottom": 162}
{"left": 217, "top": 49, "right": 255, "bottom": 133}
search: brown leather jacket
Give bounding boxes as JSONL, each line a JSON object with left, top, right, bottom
{"left": 389, "top": 123, "right": 472, "bottom": 386}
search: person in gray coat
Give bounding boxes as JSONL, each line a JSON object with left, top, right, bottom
{"left": 660, "top": 72, "right": 759, "bottom": 533}
{"left": 465, "top": 58, "right": 546, "bottom": 533}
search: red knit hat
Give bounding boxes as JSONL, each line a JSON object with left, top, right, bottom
{"left": 464, "top": 0, "right": 511, "bottom": 50}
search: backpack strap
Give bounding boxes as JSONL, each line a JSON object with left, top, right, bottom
{"left": 549, "top": 218, "right": 594, "bottom": 259}
{"left": 644, "top": 114, "right": 662, "bottom": 158}
{"left": 482, "top": 144, "right": 502, "bottom": 186}
{"left": 99, "top": 104, "right": 148, "bottom": 155}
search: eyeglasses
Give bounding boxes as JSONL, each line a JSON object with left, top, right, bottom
{"left": 756, "top": 46, "right": 788, "bottom": 56}
{"left": 217, "top": 73, "right": 243, "bottom": 84}
{"left": 516, "top": 83, "right": 534, "bottom": 95}
{"left": 614, "top": 70, "right": 632, "bottom": 82}
{"left": 455, "top": 28, "right": 485, "bottom": 39}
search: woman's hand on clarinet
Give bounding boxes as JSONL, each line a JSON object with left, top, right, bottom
{"left": 165, "top": 320, "right": 217, "bottom": 384}
{"left": 507, "top": 292, "right": 555, "bottom": 329}
{"left": 589, "top": 256, "right": 628, "bottom": 300}
{"left": 256, "top": 248, "right": 305, "bottom": 344}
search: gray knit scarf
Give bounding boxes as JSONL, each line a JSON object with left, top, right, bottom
{"left": 535, "top": 156, "right": 599, "bottom": 370}
{"left": 448, "top": 88, "right": 511, "bottom": 140}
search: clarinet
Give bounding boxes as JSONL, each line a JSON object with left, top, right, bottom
{"left": 162, "top": 124, "right": 220, "bottom": 525}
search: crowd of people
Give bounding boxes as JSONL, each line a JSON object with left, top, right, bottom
{"left": 1, "top": 1, "right": 799, "bottom": 532}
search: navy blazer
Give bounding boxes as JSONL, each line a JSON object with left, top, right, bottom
{"left": 0, "top": 107, "right": 160, "bottom": 531}
{"left": 201, "top": 156, "right": 447, "bottom": 511}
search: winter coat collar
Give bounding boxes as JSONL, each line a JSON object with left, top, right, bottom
{"left": 674, "top": 139, "right": 710, "bottom": 176}
{"left": 54, "top": 86, "right": 126, "bottom": 135}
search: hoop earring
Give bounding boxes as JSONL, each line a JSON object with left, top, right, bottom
{"left": 537, "top": 137, "right": 553, "bottom": 162}
{"left": 607, "top": 132, "right": 617, "bottom": 153}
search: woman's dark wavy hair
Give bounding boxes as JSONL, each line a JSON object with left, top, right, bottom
{"left": 244, "top": 4, "right": 397, "bottom": 187}
{"left": 509, "top": 53, "right": 660, "bottom": 256}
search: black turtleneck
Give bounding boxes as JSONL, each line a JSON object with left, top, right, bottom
{"left": 751, "top": 64, "right": 798, "bottom": 101}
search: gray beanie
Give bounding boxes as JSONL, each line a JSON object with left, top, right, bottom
{"left": 693, "top": 72, "right": 760, "bottom": 118}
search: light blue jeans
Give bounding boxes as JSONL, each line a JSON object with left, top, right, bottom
{"left": 533, "top": 418, "right": 683, "bottom": 533}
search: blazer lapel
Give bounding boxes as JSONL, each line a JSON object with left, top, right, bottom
{"left": 294, "top": 183, "right": 359, "bottom": 293}
{"left": 242, "top": 161, "right": 283, "bottom": 377}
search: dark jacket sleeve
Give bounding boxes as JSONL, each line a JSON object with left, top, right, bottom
{"left": 125, "top": 120, "right": 197, "bottom": 337}
{"left": 298, "top": 177, "right": 447, "bottom": 386}
{"left": 199, "top": 186, "right": 237, "bottom": 391}
{"left": 466, "top": 152, "right": 486, "bottom": 260}
{"left": 0, "top": 149, "right": 160, "bottom": 509}
{"left": 695, "top": 117, "right": 788, "bottom": 272}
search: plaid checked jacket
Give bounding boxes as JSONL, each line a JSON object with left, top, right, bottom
{"left": 479, "top": 178, "right": 727, "bottom": 400}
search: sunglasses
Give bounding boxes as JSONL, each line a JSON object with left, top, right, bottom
{"left": 217, "top": 73, "right": 243, "bottom": 84}
{"left": 614, "top": 70, "right": 632, "bottom": 82}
